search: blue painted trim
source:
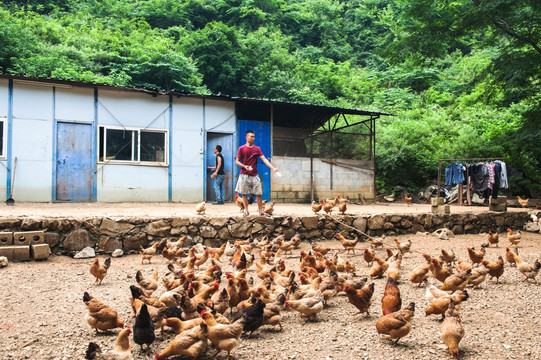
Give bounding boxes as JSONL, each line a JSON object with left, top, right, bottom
{"left": 51, "top": 87, "right": 57, "bottom": 201}
{"left": 168, "top": 94, "right": 173, "bottom": 202}
{"left": 202, "top": 98, "right": 206, "bottom": 201}
{"left": 234, "top": 101, "right": 238, "bottom": 194}
{"left": 6, "top": 79, "right": 13, "bottom": 199}
{"left": 92, "top": 88, "right": 98, "bottom": 201}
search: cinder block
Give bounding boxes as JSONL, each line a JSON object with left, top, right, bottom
{"left": 0, "top": 232, "right": 13, "bottom": 246}
{"left": 444, "top": 205, "right": 450, "bottom": 214}
{"left": 13, "top": 232, "right": 31, "bottom": 245}
{"left": 26, "top": 231, "right": 45, "bottom": 245}
{"left": 31, "top": 244, "right": 51, "bottom": 260}
{"left": 489, "top": 203, "right": 507, "bottom": 212}
{"left": 0, "top": 246, "right": 14, "bottom": 258}
{"left": 431, "top": 197, "right": 445, "bottom": 206}
{"left": 12, "top": 246, "right": 30, "bottom": 261}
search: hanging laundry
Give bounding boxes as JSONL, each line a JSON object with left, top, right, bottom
{"left": 444, "top": 162, "right": 465, "bottom": 185}
{"left": 494, "top": 160, "right": 508, "bottom": 189}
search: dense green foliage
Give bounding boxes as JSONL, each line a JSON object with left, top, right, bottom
{"left": 1, "top": 0, "right": 539, "bottom": 196}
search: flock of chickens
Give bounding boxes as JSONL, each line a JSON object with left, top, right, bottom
{"left": 83, "top": 221, "right": 539, "bottom": 360}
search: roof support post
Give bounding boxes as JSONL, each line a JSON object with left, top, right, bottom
{"left": 310, "top": 119, "right": 314, "bottom": 202}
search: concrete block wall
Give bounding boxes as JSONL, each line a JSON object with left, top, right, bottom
{"left": 271, "top": 156, "right": 374, "bottom": 203}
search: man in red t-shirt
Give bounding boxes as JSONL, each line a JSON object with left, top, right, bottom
{"left": 235, "top": 129, "right": 279, "bottom": 216}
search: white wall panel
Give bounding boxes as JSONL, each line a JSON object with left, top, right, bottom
{"left": 56, "top": 86, "right": 94, "bottom": 122}
{"left": 205, "top": 99, "right": 235, "bottom": 132}
{"left": 0, "top": 79, "right": 8, "bottom": 117}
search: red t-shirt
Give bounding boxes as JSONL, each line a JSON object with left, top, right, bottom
{"left": 237, "top": 144, "right": 263, "bottom": 176}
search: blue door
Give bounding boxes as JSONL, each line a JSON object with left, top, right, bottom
{"left": 206, "top": 132, "right": 233, "bottom": 202}
{"left": 238, "top": 120, "right": 271, "bottom": 201}
{"left": 56, "top": 122, "right": 93, "bottom": 202}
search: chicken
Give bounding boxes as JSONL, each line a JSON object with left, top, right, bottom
{"left": 290, "top": 233, "right": 302, "bottom": 248}
{"left": 467, "top": 247, "right": 485, "bottom": 266}
{"left": 337, "top": 197, "right": 348, "bottom": 214}
{"left": 310, "top": 241, "right": 331, "bottom": 256}
{"left": 440, "top": 300, "right": 465, "bottom": 358}
{"left": 467, "top": 267, "right": 489, "bottom": 289}
{"left": 516, "top": 195, "right": 529, "bottom": 208}
{"left": 509, "top": 251, "right": 541, "bottom": 284}
{"left": 130, "top": 285, "right": 167, "bottom": 310}
{"left": 262, "top": 293, "right": 286, "bottom": 330}
{"left": 425, "top": 284, "right": 451, "bottom": 304}
{"left": 85, "top": 326, "right": 132, "bottom": 360}
{"left": 232, "top": 298, "right": 266, "bottom": 336}
{"left": 507, "top": 228, "right": 522, "bottom": 246}
{"left": 311, "top": 200, "right": 323, "bottom": 214}
{"left": 441, "top": 248, "right": 457, "bottom": 265}
{"left": 165, "top": 317, "right": 203, "bottom": 334}
{"left": 335, "top": 233, "right": 359, "bottom": 254}
{"left": 425, "top": 290, "right": 468, "bottom": 319}
{"left": 136, "top": 270, "right": 159, "bottom": 295}
{"left": 263, "top": 201, "right": 275, "bottom": 216}
{"left": 285, "top": 291, "right": 324, "bottom": 320}
{"left": 404, "top": 193, "right": 412, "bottom": 206}
{"left": 382, "top": 277, "right": 401, "bottom": 315}
{"left": 386, "top": 254, "right": 402, "bottom": 281}
{"left": 276, "top": 239, "right": 294, "bottom": 255}
{"left": 133, "top": 304, "right": 155, "bottom": 351}
{"left": 200, "top": 310, "right": 245, "bottom": 360}
{"left": 439, "top": 270, "right": 471, "bottom": 292}
{"left": 161, "top": 247, "right": 177, "bottom": 262}
{"left": 370, "top": 256, "right": 389, "bottom": 279}
{"left": 363, "top": 248, "right": 375, "bottom": 267}
{"left": 375, "top": 302, "right": 415, "bottom": 345}
{"left": 132, "top": 297, "right": 166, "bottom": 334}
{"left": 430, "top": 258, "right": 453, "bottom": 283}
{"left": 195, "top": 201, "right": 206, "bottom": 215}
{"left": 209, "top": 288, "right": 230, "bottom": 315}
{"left": 83, "top": 292, "right": 124, "bottom": 333}
{"left": 369, "top": 236, "right": 385, "bottom": 249}
{"left": 455, "top": 258, "right": 473, "bottom": 273}
{"left": 487, "top": 230, "right": 499, "bottom": 247}
{"left": 394, "top": 238, "right": 412, "bottom": 255}
{"left": 409, "top": 256, "right": 431, "bottom": 287}
{"left": 154, "top": 323, "right": 208, "bottom": 360}
{"left": 194, "top": 249, "right": 210, "bottom": 270}
{"left": 140, "top": 242, "right": 159, "bottom": 264}
{"left": 505, "top": 247, "right": 518, "bottom": 267}
{"left": 481, "top": 256, "right": 505, "bottom": 283}
{"left": 322, "top": 201, "right": 334, "bottom": 214}
{"left": 89, "top": 257, "right": 111, "bottom": 285}
{"left": 234, "top": 193, "right": 244, "bottom": 212}
{"left": 344, "top": 282, "right": 374, "bottom": 317}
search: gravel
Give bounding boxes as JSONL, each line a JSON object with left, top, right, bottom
{"left": 1, "top": 231, "right": 540, "bottom": 360}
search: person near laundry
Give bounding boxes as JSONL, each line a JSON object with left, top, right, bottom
{"left": 207, "top": 145, "right": 225, "bottom": 204}
{"left": 235, "top": 130, "right": 279, "bottom": 216}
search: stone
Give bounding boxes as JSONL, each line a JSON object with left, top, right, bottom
{"left": 451, "top": 224, "right": 464, "bottom": 235}
{"left": 367, "top": 215, "right": 385, "bottom": 230}
{"left": 228, "top": 222, "right": 253, "bottom": 238}
{"left": 524, "top": 222, "right": 540, "bottom": 232}
{"left": 99, "top": 236, "right": 122, "bottom": 253}
{"left": 432, "top": 216, "right": 444, "bottom": 226}
{"left": 217, "top": 227, "right": 232, "bottom": 240}
{"left": 291, "top": 217, "right": 303, "bottom": 230}
{"left": 384, "top": 222, "right": 394, "bottom": 230}
{"left": 63, "top": 229, "right": 93, "bottom": 251}
{"left": 203, "top": 238, "right": 222, "bottom": 248}
{"left": 188, "top": 225, "right": 199, "bottom": 235}
{"left": 283, "top": 228, "right": 296, "bottom": 239}
{"left": 74, "top": 247, "right": 95, "bottom": 259}
{"left": 189, "top": 217, "right": 203, "bottom": 226}
{"left": 494, "top": 216, "right": 505, "bottom": 226}
{"left": 20, "top": 218, "right": 41, "bottom": 231}
{"left": 255, "top": 216, "right": 275, "bottom": 225}
{"left": 111, "top": 249, "right": 124, "bottom": 257}
{"left": 57, "top": 219, "right": 73, "bottom": 232}
{"left": 252, "top": 222, "right": 265, "bottom": 234}
{"left": 99, "top": 218, "right": 134, "bottom": 236}
{"left": 0, "top": 218, "right": 21, "bottom": 229}
{"left": 400, "top": 219, "right": 413, "bottom": 228}
{"left": 44, "top": 232, "right": 60, "bottom": 248}
{"left": 31, "top": 244, "right": 50, "bottom": 260}
{"left": 145, "top": 220, "right": 171, "bottom": 237}
{"left": 464, "top": 224, "right": 476, "bottom": 233}
{"left": 322, "top": 229, "right": 335, "bottom": 239}
{"left": 389, "top": 216, "right": 402, "bottom": 223}
{"left": 304, "top": 229, "right": 321, "bottom": 239}
{"left": 172, "top": 218, "right": 190, "bottom": 227}
{"left": 200, "top": 225, "right": 217, "bottom": 238}
{"left": 302, "top": 216, "right": 319, "bottom": 229}
{"left": 352, "top": 218, "right": 367, "bottom": 233}
{"left": 123, "top": 234, "right": 147, "bottom": 251}
{"left": 0, "top": 256, "right": 7, "bottom": 267}
{"left": 0, "top": 247, "right": 14, "bottom": 259}
{"left": 209, "top": 218, "right": 229, "bottom": 228}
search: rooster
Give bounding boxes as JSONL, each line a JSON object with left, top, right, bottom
{"left": 507, "top": 228, "right": 522, "bottom": 246}
{"left": 404, "top": 193, "right": 412, "bottom": 206}
{"left": 89, "top": 257, "right": 111, "bottom": 285}
{"left": 335, "top": 233, "right": 359, "bottom": 254}
{"left": 487, "top": 230, "right": 499, "bottom": 247}
{"left": 516, "top": 195, "right": 529, "bottom": 208}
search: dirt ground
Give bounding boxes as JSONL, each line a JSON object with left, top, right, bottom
{"left": 1, "top": 225, "right": 541, "bottom": 360}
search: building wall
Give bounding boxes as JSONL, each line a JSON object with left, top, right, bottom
{"left": 271, "top": 156, "right": 374, "bottom": 203}
{"left": 0, "top": 79, "right": 9, "bottom": 199}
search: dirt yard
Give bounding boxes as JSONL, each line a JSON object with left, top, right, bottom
{"left": 1, "top": 226, "right": 541, "bottom": 360}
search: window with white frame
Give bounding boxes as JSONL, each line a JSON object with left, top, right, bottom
{"left": 98, "top": 126, "right": 167, "bottom": 164}
{"left": 0, "top": 117, "right": 5, "bottom": 158}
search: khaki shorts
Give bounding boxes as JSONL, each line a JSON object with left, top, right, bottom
{"left": 235, "top": 174, "right": 262, "bottom": 196}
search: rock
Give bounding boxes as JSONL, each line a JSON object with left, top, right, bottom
{"left": 401, "top": 219, "right": 413, "bottom": 228}
{"left": 0, "top": 218, "right": 21, "bottom": 229}
{"left": 44, "top": 232, "right": 60, "bottom": 248}
{"left": 0, "top": 256, "right": 8, "bottom": 267}
{"left": 99, "top": 219, "right": 134, "bottom": 236}
{"left": 352, "top": 217, "right": 367, "bottom": 233}
{"left": 111, "top": 249, "right": 124, "bottom": 257}
{"left": 123, "top": 234, "right": 147, "bottom": 251}
{"left": 217, "top": 227, "right": 231, "bottom": 240}
{"left": 63, "top": 229, "right": 93, "bottom": 251}
{"left": 144, "top": 220, "right": 171, "bottom": 236}
{"left": 291, "top": 217, "right": 303, "bottom": 230}
{"left": 98, "top": 236, "right": 122, "bottom": 252}
{"left": 200, "top": 225, "right": 217, "bottom": 238}
{"left": 524, "top": 222, "right": 540, "bottom": 232}
{"left": 189, "top": 217, "right": 203, "bottom": 226}
{"left": 302, "top": 216, "right": 319, "bottom": 230}
{"left": 209, "top": 218, "right": 229, "bottom": 228}
{"left": 172, "top": 218, "right": 190, "bottom": 227}
{"left": 228, "top": 222, "right": 253, "bottom": 238}
{"left": 367, "top": 215, "right": 385, "bottom": 230}
{"left": 74, "top": 247, "right": 95, "bottom": 259}
{"left": 20, "top": 218, "right": 41, "bottom": 231}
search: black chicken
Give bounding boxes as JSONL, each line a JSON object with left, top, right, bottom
{"left": 232, "top": 298, "right": 266, "bottom": 336}
{"left": 164, "top": 306, "right": 183, "bottom": 320}
{"left": 133, "top": 304, "right": 155, "bottom": 351}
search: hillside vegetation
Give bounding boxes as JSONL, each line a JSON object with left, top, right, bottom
{"left": 1, "top": 0, "right": 539, "bottom": 196}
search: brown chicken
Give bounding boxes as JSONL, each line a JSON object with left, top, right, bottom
{"left": 425, "top": 290, "right": 468, "bottom": 319}
{"left": 140, "top": 242, "right": 159, "bottom": 264}
{"left": 195, "top": 201, "right": 206, "bottom": 214}
{"left": 85, "top": 326, "right": 132, "bottom": 360}
{"left": 154, "top": 323, "right": 208, "bottom": 360}
{"left": 263, "top": 201, "right": 275, "bottom": 215}
{"left": 338, "top": 199, "right": 347, "bottom": 214}
{"left": 404, "top": 193, "right": 412, "bottom": 206}
{"left": 234, "top": 193, "right": 245, "bottom": 212}
{"left": 376, "top": 302, "right": 415, "bottom": 345}
{"left": 507, "top": 228, "right": 522, "bottom": 246}
{"left": 276, "top": 239, "right": 294, "bottom": 255}
{"left": 481, "top": 256, "right": 505, "bottom": 283}
{"left": 431, "top": 258, "right": 453, "bottom": 283}
{"left": 441, "top": 248, "right": 457, "bottom": 265}
{"left": 322, "top": 201, "right": 334, "bottom": 214}
{"left": 285, "top": 291, "right": 324, "bottom": 320}
{"left": 409, "top": 256, "right": 431, "bottom": 287}
{"left": 394, "top": 238, "right": 412, "bottom": 255}
{"left": 440, "top": 300, "right": 465, "bottom": 358}
{"left": 262, "top": 293, "right": 286, "bottom": 330}
{"left": 344, "top": 282, "right": 375, "bottom": 317}
{"left": 311, "top": 200, "right": 323, "bottom": 214}
{"left": 455, "top": 258, "right": 473, "bottom": 273}
{"left": 386, "top": 255, "right": 402, "bottom": 281}
{"left": 310, "top": 241, "right": 331, "bottom": 256}
{"left": 136, "top": 270, "right": 159, "bottom": 295}
{"left": 369, "top": 236, "right": 385, "bottom": 249}
{"left": 83, "top": 292, "right": 124, "bottom": 333}
{"left": 201, "top": 310, "right": 245, "bottom": 360}
{"left": 467, "top": 267, "right": 489, "bottom": 289}
{"left": 336, "top": 233, "right": 359, "bottom": 254}
{"left": 161, "top": 247, "right": 177, "bottom": 262}
{"left": 89, "top": 257, "right": 111, "bottom": 285}
{"left": 363, "top": 248, "right": 375, "bottom": 267}
{"left": 439, "top": 270, "right": 471, "bottom": 292}
{"left": 487, "top": 230, "right": 499, "bottom": 247}
{"left": 505, "top": 247, "right": 518, "bottom": 267}
{"left": 382, "top": 277, "right": 401, "bottom": 315}
{"left": 164, "top": 317, "right": 203, "bottom": 334}
{"left": 370, "top": 256, "right": 389, "bottom": 279}
{"left": 516, "top": 195, "right": 529, "bottom": 208}
{"left": 467, "top": 247, "right": 485, "bottom": 266}
{"left": 509, "top": 251, "right": 541, "bottom": 284}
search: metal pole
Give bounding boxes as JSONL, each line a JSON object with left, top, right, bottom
{"left": 330, "top": 130, "right": 333, "bottom": 190}
{"left": 437, "top": 160, "right": 442, "bottom": 200}
{"left": 310, "top": 119, "right": 314, "bottom": 202}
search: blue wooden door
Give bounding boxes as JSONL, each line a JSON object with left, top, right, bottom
{"left": 56, "top": 122, "right": 93, "bottom": 202}
{"left": 238, "top": 120, "right": 271, "bottom": 201}
{"left": 206, "top": 132, "right": 233, "bottom": 202}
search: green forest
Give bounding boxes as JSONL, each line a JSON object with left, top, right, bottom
{"left": 1, "top": 0, "right": 539, "bottom": 197}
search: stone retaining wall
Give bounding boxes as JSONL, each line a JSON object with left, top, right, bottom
{"left": 0, "top": 211, "right": 534, "bottom": 255}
